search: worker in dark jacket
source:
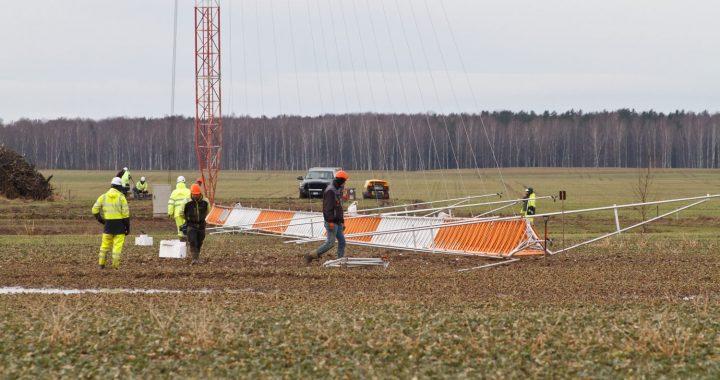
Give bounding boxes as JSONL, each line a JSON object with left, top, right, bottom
{"left": 183, "top": 184, "right": 211, "bottom": 265}
{"left": 305, "top": 170, "right": 349, "bottom": 264}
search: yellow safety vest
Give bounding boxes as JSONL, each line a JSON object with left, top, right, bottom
{"left": 168, "top": 183, "right": 191, "bottom": 218}
{"left": 92, "top": 188, "right": 130, "bottom": 220}
{"left": 528, "top": 193, "right": 536, "bottom": 208}
{"left": 136, "top": 181, "right": 148, "bottom": 191}
{"left": 121, "top": 171, "right": 131, "bottom": 187}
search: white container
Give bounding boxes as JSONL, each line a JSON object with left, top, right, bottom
{"left": 152, "top": 184, "right": 172, "bottom": 218}
{"left": 135, "top": 234, "right": 154, "bottom": 246}
{"left": 159, "top": 240, "right": 187, "bottom": 259}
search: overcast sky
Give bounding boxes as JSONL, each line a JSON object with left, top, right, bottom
{"left": 1, "top": 0, "right": 718, "bottom": 122}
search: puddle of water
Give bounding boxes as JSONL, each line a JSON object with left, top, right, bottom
{"left": 0, "top": 287, "right": 213, "bottom": 295}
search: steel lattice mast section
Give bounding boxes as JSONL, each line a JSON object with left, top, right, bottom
{"left": 194, "top": 0, "right": 221, "bottom": 204}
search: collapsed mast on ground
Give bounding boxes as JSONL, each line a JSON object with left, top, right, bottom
{"left": 194, "top": 0, "right": 222, "bottom": 204}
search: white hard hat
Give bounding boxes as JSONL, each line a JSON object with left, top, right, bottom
{"left": 177, "top": 175, "right": 186, "bottom": 183}
{"left": 111, "top": 177, "right": 123, "bottom": 186}
{"left": 140, "top": 176, "right": 146, "bottom": 181}
{"left": 123, "top": 167, "right": 128, "bottom": 171}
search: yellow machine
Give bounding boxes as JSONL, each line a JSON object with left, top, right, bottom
{"left": 362, "top": 179, "right": 390, "bottom": 200}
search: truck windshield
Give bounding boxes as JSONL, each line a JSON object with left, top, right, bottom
{"left": 306, "top": 171, "right": 333, "bottom": 180}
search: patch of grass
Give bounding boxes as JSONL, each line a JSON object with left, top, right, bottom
{"left": 2, "top": 172, "right": 720, "bottom": 377}
{"left": 38, "top": 168, "right": 720, "bottom": 209}
{"left": 1, "top": 296, "right": 719, "bottom": 378}
{"left": 1, "top": 168, "right": 716, "bottom": 237}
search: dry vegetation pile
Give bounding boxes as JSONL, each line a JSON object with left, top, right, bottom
{"left": 0, "top": 147, "right": 53, "bottom": 200}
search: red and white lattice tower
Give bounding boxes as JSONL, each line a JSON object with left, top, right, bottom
{"left": 194, "top": 0, "right": 222, "bottom": 204}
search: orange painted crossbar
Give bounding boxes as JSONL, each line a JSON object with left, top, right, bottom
{"left": 208, "top": 205, "right": 546, "bottom": 258}
{"left": 433, "top": 219, "right": 542, "bottom": 256}
{"left": 253, "top": 210, "right": 296, "bottom": 234}
{"left": 343, "top": 216, "right": 382, "bottom": 242}
{"left": 206, "top": 206, "right": 228, "bottom": 225}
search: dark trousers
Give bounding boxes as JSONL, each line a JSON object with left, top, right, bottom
{"left": 187, "top": 226, "right": 206, "bottom": 259}
{"left": 132, "top": 188, "right": 148, "bottom": 198}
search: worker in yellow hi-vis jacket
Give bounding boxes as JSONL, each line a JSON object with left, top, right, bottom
{"left": 168, "top": 175, "right": 191, "bottom": 241}
{"left": 521, "top": 187, "right": 536, "bottom": 224}
{"left": 92, "top": 177, "right": 130, "bottom": 269}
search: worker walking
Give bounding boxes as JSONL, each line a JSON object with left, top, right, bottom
{"left": 522, "top": 187, "right": 536, "bottom": 224}
{"left": 133, "top": 176, "right": 149, "bottom": 199}
{"left": 305, "top": 170, "right": 350, "bottom": 264}
{"left": 168, "top": 176, "right": 191, "bottom": 241}
{"left": 92, "top": 177, "right": 130, "bottom": 269}
{"left": 184, "top": 184, "right": 211, "bottom": 265}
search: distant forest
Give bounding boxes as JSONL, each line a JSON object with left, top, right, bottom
{"left": 1, "top": 110, "right": 719, "bottom": 170}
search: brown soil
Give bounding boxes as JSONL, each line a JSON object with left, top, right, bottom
{"left": 2, "top": 200, "right": 719, "bottom": 305}
{"left": 2, "top": 233, "right": 719, "bottom": 305}
{"left": 0, "top": 199, "right": 165, "bottom": 235}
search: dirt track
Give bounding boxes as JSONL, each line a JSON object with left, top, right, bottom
{"left": 2, "top": 199, "right": 720, "bottom": 304}
{"left": 2, "top": 232, "right": 719, "bottom": 305}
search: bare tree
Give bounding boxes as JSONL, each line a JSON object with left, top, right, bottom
{"left": 1, "top": 111, "right": 720, "bottom": 170}
{"left": 632, "top": 164, "right": 655, "bottom": 233}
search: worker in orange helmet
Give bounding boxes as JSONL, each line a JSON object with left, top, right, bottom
{"left": 305, "top": 170, "right": 349, "bottom": 264}
{"left": 183, "top": 184, "right": 211, "bottom": 265}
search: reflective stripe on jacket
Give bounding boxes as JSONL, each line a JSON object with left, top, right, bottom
{"left": 92, "top": 188, "right": 130, "bottom": 220}
{"left": 136, "top": 181, "right": 148, "bottom": 191}
{"left": 168, "top": 183, "right": 191, "bottom": 218}
{"left": 92, "top": 188, "right": 130, "bottom": 234}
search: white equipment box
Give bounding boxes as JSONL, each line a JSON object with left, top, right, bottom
{"left": 134, "top": 234, "right": 154, "bottom": 246}
{"left": 159, "top": 240, "right": 187, "bottom": 259}
{"left": 152, "top": 184, "right": 172, "bottom": 218}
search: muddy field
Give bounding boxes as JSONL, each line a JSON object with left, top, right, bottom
{"left": 2, "top": 232, "right": 720, "bottom": 304}
{"left": 2, "top": 185, "right": 720, "bottom": 377}
{"left": 1, "top": 198, "right": 719, "bottom": 302}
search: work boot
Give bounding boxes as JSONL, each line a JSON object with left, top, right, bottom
{"left": 304, "top": 252, "right": 319, "bottom": 265}
{"left": 190, "top": 250, "right": 200, "bottom": 265}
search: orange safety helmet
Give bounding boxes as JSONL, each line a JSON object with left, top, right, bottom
{"left": 335, "top": 170, "right": 349, "bottom": 180}
{"left": 190, "top": 184, "right": 202, "bottom": 195}
{"left": 196, "top": 177, "right": 204, "bottom": 184}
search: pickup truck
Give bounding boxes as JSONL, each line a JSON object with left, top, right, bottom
{"left": 297, "top": 167, "right": 341, "bottom": 198}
